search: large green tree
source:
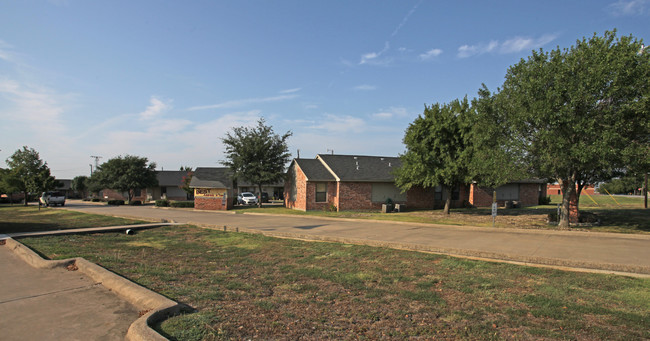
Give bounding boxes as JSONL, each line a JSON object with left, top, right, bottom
{"left": 71, "top": 175, "right": 88, "bottom": 199}
{"left": 5, "top": 146, "right": 58, "bottom": 206}
{"left": 395, "top": 98, "right": 474, "bottom": 214}
{"left": 221, "top": 118, "right": 292, "bottom": 207}
{"left": 483, "top": 30, "right": 649, "bottom": 227}
{"left": 90, "top": 155, "right": 158, "bottom": 202}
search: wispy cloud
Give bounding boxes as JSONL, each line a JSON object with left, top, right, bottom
{"left": 371, "top": 107, "right": 409, "bottom": 120}
{"left": 608, "top": 0, "right": 650, "bottom": 15}
{"left": 280, "top": 87, "right": 301, "bottom": 94}
{"left": 390, "top": 0, "right": 424, "bottom": 38}
{"left": 458, "top": 34, "right": 558, "bottom": 58}
{"left": 309, "top": 114, "right": 366, "bottom": 133}
{"left": 139, "top": 96, "right": 172, "bottom": 120}
{"left": 353, "top": 84, "right": 377, "bottom": 91}
{"left": 187, "top": 94, "right": 297, "bottom": 111}
{"left": 419, "top": 48, "right": 443, "bottom": 60}
{"left": 0, "top": 40, "right": 15, "bottom": 62}
{"left": 359, "top": 42, "right": 391, "bottom": 65}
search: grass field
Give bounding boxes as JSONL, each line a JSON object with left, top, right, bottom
{"left": 0, "top": 205, "right": 145, "bottom": 234}
{"left": 3, "top": 207, "right": 648, "bottom": 340}
{"left": 235, "top": 195, "right": 650, "bottom": 234}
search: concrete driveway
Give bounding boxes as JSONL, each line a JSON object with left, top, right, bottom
{"left": 61, "top": 200, "right": 650, "bottom": 276}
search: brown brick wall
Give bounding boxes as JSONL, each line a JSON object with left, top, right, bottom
{"left": 405, "top": 186, "right": 435, "bottom": 209}
{"left": 284, "top": 163, "right": 307, "bottom": 211}
{"left": 194, "top": 196, "right": 231, "bottom": 210}
{"left": 469, "top": 183, "right": 544, "bottom": 207}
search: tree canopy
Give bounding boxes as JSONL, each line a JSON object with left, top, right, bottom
{"left": 395, "top": 97, "right": 474, "bottom": 214}
{"left": 71, "top": 175, "right": 89, "bottom": 198}
{"left": 221, "top": 118, "right": 292, "bottom": 207}
{"left": 90, "top": 155, "right": 158, "bottom": 202}
{"left": 4, "top": 146, "right": 57, "bottom": 205}
{"left": 480, "top": 30, "right": 649, "bottom": 227}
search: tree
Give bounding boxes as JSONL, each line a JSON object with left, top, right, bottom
{"left": 5, "top": 146, "right": 58, "bottom": 206}
{"left": 71, "top": 176, "right": 88, "bottom": 199}
{"left": 485, "top": 30, "right": 649, "bottom": 227}
{"left": 221, "top": 118, "right": 292, "bottom": 207}
{"left": 90, "top": 155, "right": 158, "bottom": 203}
{"left": 179, "top": 166, "right": 194, "bottom": 199}
{"left": 395, "top": 98, "right": 474, "bottom": 214}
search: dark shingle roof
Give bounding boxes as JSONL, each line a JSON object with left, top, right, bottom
{"left": 156, "top": 171, "right": 188, "bottom": 187}
{"left": 317, "top": 154, "right": 400, "bottom": 182}
{"left": 56, "top": 179, "right": 72, "bottom": 190}
{"left": 294, "top": 159, "right": 336, "bottom": 181}
{"left": 189, "top": 167, "right": 234, "bottom": 189}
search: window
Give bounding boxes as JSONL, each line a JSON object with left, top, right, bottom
{"left": 315, "top": 183, "right": 327, "bottom": 202}
{"left": 434, "top": 186, "right": 442, "bottom": 201}
{"left": 435, "top": 185, "right": 459, "bottom": 200}
{"left": 496, "top": 184, "right": 519, "bottom": 200}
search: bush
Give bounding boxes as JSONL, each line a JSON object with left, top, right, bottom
{"left": 128, "top": 200, "right": 142, "bottom": 206}
{"left": 155, "top": 199, "right": 170, "bottom": 207}
{"left": 170, "top": 201, "right": 194, "bottom": 208}
{"left": 82, "top": 198, "right": 91, "bottom": 201}
{"left": 107, "top": 199, "right": 125, "bottom": 205}
{"left": 539, "top": 196, "right": 552, "bottom": 205}
{"left": 91, "top": 198, "right": 102, "bottom": 202}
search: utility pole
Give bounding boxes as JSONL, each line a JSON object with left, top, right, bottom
{"left": 89, "top": 164, "right": 93, "bottom": 175}
{"left": 90, "top": 155, "right": 102, "bottom": 172}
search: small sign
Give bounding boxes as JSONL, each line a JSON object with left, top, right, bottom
{"left": 491, "top": 202, "right": 498, "bottom": 217}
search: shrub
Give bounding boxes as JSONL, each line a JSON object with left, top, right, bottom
{"left": 128, "top": 200, "right": 142, "bottom": 206}
{"left": 91, "top": 198, "right": 102, "bottom": 202}
{"left": 170, "top": 201, "right": 194, "bottom": 208}
{"left": 538, "top": 196, "right": 552, "bottom": 205}
{"left": 155, "top": 199, "right": 170, "bottom": 207}
{"left": 107, "top": 199, "right": 125, "bottom": 205}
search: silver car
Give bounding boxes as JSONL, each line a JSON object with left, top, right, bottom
{"left": 238, "top": 192, "right": 258, "bottom": 205}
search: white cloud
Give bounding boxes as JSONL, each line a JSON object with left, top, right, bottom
{"left": 371, "top": 107, "right": 409, "bottom": 120}
{"left": 458, "top": 34, "right": 557, "bottom": 58}
{"left": 359, "top": 42, "right": 390, "bottom": 65}
{"left": 280, "top": 87, "right": 301, "bottom": 94}
{"left": 0, "top": 40, "right": 14, "bottom": 62}
{"left": 419, "top": 48, "right": 443, "bottom": 60}
{"left": 608, "top": 0, "right": 650, "bottom": 15}
{"left": 390, "top": 0, "right": 423, "bottom": 38}
{"left": 353, "top": 84, "right": 377, "bottom": 91}
{"left": 309, "top": 114, "right": 367, "bottom": 133}
{"left": 187, "top": 94, "right": 297, "bottom": 111}
{"left": 139, "top": 96, "right": 172, "bottom": 120}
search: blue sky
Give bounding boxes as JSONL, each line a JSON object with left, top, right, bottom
{"left": 1, "top": 0, "right": 649, "bottom": 179}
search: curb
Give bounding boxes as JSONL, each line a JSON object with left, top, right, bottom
{"left": 2, "top": 237, "right": 188, "bottom": 341}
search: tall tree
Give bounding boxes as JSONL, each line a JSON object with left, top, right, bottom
{"left": 90, "top": 155, "right": 158, "bottom": 203}
{"left": 5, "top": 146, "right": 57, "bottom": 206}
{"left": 71, "top": 176, "right": 88, "bottom": 199}
{"left": 486, "top": 30, "right": 649, "bottom": 227}
{"left": 221, "top": 118, "right": 292, "bottom": 207}
{"left": 395, "top": 98, "right": 474, "bottom": 214}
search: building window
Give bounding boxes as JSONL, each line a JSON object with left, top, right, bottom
{"left": 315, "top": 183, "right": 327, "bottom": 202}
{"left": 434, "top": 185, "right": 460, "bottom": 200}
{"left": 434, "top": 186, "right": 442, "bottom": 201}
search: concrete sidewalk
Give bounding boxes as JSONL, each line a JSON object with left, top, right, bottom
{"left": 60, "top": 200, "right": 650, "bottom": 276}
{"left": 0, "top": 242, "right": 138, "bottom": 341}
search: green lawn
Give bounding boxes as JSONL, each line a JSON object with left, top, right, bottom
{"left": 0, "top": 205, "right": 145, "bottom": 234}
{"left": 2, "top": 204, "right": 645, "bottom": 340}
{"left": 235, "top": 196, "right": 650, "bottom": 234}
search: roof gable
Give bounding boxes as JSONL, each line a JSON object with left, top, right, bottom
{"left": 317, "top": 154, "right": 400, "bottom": 182}
{"left": 189, "top": 167, "right": 234, "bottom": 189}
{"left": 294, "top": 159, "right": 336, "bottom": 181}
{"left": 156, "top": 170, "right": 188, "bottom": 187}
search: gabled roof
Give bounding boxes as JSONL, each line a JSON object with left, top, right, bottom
{"left": 156, "top": 170, "right": 188, "bottom": 187}
{"left": 317, "top": 154, "right": 400, "bottom": 182}
{"left": 189, "top": 167, "right": 234, "bottom": 189}
{"left": 294, "top": 159, "right": 336, "bottom": 181}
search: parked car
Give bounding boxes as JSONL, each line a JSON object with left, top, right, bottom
{"left": 261, "top": 192, "right": 269, "bottom": 203}
{"left": 237, "top": 192, "right": 258, "bottom": 205}
{"left": 40, "top": 191, "right": 66, "bottom": 207}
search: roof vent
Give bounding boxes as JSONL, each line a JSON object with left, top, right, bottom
{"left": 353, "top": 156, "right": 358, "bottom": 160}
{"left": 388, "top": 162, "right": 391, "bottom": 167}
{"left": 356, "top": 165, "right": 359, "bottom": 171}
{"left": 380, "top": 157, "right": 384, "bottom": 161}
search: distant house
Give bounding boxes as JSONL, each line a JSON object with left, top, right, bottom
{"left": 100, "top": 170, "right": 190, "bottom": 202}
{"left": 547, "top": 183, "right": 597, "bottom": 196}
{"left": 55, "top": 179, "right": 75, "bottom": 198}
{"left": 284, "top": 154, "right": 547, "bottom": 211}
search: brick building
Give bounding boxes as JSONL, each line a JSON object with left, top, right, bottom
{"left": 98, "top": 170, "right": 190, "bottom": 202}
{"left": 285, "top": 154, "right": 547, "bottom": 212}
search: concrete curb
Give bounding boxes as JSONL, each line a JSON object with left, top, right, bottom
{"left": 190, "top": 222, "right": 650, "bottom": 278}
{"left": 3, "top": 238, "right": 188, "bottom": 340}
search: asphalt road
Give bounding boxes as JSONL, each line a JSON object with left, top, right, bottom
{"left": 61, "top": 200, "right": 650, "bottom": 276}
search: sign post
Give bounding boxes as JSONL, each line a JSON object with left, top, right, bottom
{"left": 491, "top": 191, "right": 497, "bottom": 227}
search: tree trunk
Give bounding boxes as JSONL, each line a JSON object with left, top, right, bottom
{"left": 443, "top": 185, "right": 451, "bottom": 215}
{"left": 23, "top": 190, "right": 29, "bottom": 206}
{"left": 558, "top": 179, "right": 571, "bottom": 228}
{"left": 128, "top": 189, "right": 133, "bottom": 203}
{"left": 257, "top": 184, "right": 263, "bottom": 208}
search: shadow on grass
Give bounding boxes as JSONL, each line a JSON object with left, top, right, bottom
{"left": 0, "top": 222, "right": 55, "bottom": 234}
